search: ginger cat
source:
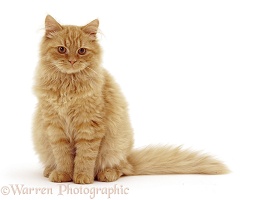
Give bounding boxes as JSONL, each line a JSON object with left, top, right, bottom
{"left": 33, "top": 15, "right": 229, "bottom": 184}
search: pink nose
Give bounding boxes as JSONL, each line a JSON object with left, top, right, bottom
{"left": 69, "top": 60, "right": 77, "bottom": 65}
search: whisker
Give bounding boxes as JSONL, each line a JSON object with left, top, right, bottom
{"left": 86, "top": 66, "right": 99, "bottom": 76}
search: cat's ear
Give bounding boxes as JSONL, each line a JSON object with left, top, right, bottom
{"left": 45, "top": 15, "right": 63, "bottom": 38}
{"left": 81, "top": 19, "right": 99, "bottom": 40}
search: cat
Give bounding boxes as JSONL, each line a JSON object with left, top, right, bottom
{"left": 33, "top": 15, "right": 229, "bottom": 184}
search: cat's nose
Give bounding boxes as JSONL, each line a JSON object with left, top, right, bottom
{"left": 69, "top": 60, "right": 77, "bottom": 65}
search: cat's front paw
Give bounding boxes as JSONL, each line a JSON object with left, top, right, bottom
{"left": 49, "top": 170, "right": 72, "bottom": 182}
{"left": 43, "top": 166, "right": 55, "bottom": 178}
{"left": 73, "top": 172, "right": 94, "bottom": 184}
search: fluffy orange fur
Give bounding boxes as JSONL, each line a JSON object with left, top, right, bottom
{"left": 33, "top": 15, "right": 229, "bottom": 184}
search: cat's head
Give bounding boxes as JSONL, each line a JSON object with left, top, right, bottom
{"left": 40, "top": 15, "right": 101, "bottom": 74}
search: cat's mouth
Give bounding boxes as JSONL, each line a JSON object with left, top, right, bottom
{"left": 55, "top": 62, "right": 88, "bottom": 74}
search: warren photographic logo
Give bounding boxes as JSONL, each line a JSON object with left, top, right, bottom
{"left": 1, "top": 184, "right": 129, "bottom": 199}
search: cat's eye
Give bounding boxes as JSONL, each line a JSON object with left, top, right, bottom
{"left": 78, "top": 48, "right": 86, "bottom": 55}
{"left": 58, "top": 46, "right": 67, "bottom": 54}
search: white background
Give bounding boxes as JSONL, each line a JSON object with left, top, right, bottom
{"left": 0, "top": 0, "right": 253, "bottom": 199}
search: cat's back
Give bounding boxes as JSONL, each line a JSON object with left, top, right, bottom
{"left": 102, "top": 68, "right": 128, "bottom": 111}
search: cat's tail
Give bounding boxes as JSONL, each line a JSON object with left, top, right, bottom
{"left": 124, "top": 145, "right": 229, "bottom": 175}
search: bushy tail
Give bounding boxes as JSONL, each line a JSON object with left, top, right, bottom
{"left": 124, "top": 145, "right": 229, "bottom": 175}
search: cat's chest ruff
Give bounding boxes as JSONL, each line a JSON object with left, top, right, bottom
{"left": 58, "top": 92, "right": 75, "bottom": 106}
{"left": 48, "top": 89, "right": 96, "bottom": 115}
{"left": 50, "top": 92, "right": 81, "bottom": 112}
{"left": 47, "top": 91, "right": 74, "bottom": 109}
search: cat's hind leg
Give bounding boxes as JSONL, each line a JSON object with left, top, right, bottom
{"left": 96, "top": 159, "right": 134, "bottom": 182}
{"left": 96, "top": 168, "right": 122, "bottom": 182}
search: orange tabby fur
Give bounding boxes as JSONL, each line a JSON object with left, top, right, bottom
{"left": 33, "top": 15, "right": 229, "bottom": 184}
